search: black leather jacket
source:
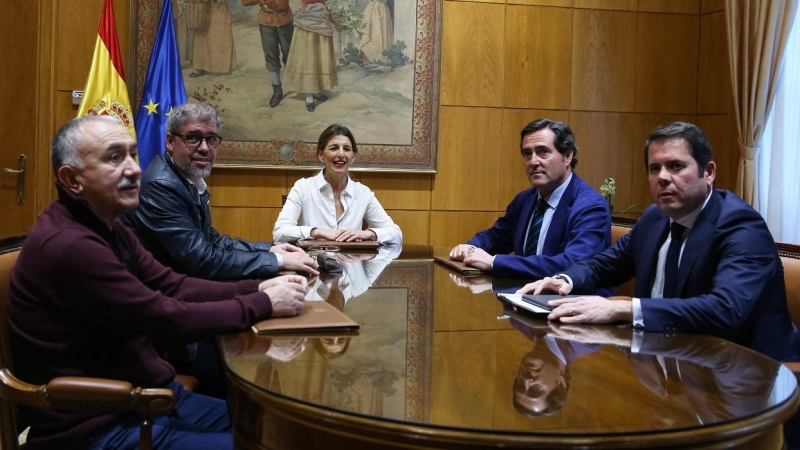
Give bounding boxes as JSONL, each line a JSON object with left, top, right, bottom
{"left": 123, "top": 154, "right": 279, "bottom": 280}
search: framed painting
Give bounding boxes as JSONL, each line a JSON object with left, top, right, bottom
{"left": 134, "top": 0, "right": 441, "bottom": 172}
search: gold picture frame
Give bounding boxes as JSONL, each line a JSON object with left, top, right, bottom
{"left": 133, "top": 0, "right": 441, "bottom": 172}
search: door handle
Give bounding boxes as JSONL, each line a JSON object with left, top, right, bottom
{"left": 3, "top": 154, "right": 26, "bottom": 205}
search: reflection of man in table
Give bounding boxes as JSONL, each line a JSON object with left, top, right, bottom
{"left": 549, "top": 324, "right": 781, "bottom": 427}
{"left": 449, "top": 119, "right": 611, "bottom": 290}
{"left": 628, "top": 340, "right": 778, "bottom": 427}
{"left": 510, "top": 315, "right": 598, "bottom": 417}
{"left": 518, "top": 122, "right": 800, "bottom": 362}
{"left": 313, "top": 336, "right": 351, "bottom": 359}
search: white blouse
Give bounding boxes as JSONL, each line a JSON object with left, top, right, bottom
{"left": 273, "top": 171, "right": 403, "bottom": 244}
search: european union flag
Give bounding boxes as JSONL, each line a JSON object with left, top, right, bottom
{"left": 134, "top": 0, "right": 187, "bottom": 171}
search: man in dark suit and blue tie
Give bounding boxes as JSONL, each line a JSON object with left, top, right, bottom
{"left": 518, "top": 122, "right": 800, "bottom": 362}
{"left": 449, "top": 119, "right": 611, "bottom": 288}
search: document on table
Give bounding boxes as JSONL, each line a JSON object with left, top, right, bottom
{"left": 497, "top": 293, "right": 581, "bottom": 314}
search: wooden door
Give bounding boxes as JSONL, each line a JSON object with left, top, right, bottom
{"left": 0, "top": 1, "right": 39, "bottom": 238}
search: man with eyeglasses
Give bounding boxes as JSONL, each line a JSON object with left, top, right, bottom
{"left": 125, "top": 102, "right": 318, "bottom": 280}
{"left": 123, "top": 102, "right": 318, "bottom": 396}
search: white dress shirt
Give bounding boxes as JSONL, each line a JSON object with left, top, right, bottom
{"left": 273, "top": 171, "right": 403, "bottom": 244}
{"left": 492, "top": 174, "right": 573, "bottom": 267}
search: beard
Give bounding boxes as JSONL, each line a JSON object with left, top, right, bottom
{"left": 176, "top": 158, "right": 213, "bottom": 180}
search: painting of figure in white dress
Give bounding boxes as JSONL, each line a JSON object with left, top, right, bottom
{"left": 142, "top": 0, "right": 438, "bottom": 170}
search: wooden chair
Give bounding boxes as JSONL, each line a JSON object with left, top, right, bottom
{"left": 0, "top": 236, "right": 175, "bottom": 450}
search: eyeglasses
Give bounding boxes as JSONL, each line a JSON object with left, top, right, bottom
{"left": 173, "top": 133, "right": 223, "bottom": 149}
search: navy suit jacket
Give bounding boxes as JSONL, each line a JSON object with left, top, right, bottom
{"left": 468, "top": 173, "right": 612, "bottom": 294}
{"left": 565, "top": 189, "right": 800, "bottom": 361}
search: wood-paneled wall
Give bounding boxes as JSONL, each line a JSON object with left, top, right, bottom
{"left": 206, "top": 0, "right": 736, "bottom": 247}
{"left": 17, "top": 0, "right": 736, "bottom": 247}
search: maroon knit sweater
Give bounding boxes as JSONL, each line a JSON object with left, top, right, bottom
{"left": 8, "top": 184, "right": 274, "bottom": 449}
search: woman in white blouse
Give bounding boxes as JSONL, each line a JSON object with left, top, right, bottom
{"left": 273, "top": 124, "right": 403, "bottom": 244}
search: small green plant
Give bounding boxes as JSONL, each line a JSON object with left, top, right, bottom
{"left": 600, "top": 177, "right": 641, "bottom": 216}
{"left": 338, "top": 42, "right": 363, "bottom": 67}
{"left": 375, "top": 41, "right": 411, "bottom": 70}
{"left": 326, "top": 0, "right": 365, "bottom": 32}
{"left": 600, "top": 177, "right": 616, "bottom": 213}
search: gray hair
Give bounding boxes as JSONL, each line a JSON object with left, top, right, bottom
{"left": 166, "top": 102, "right": 221, "bottom": 134}
{"left": 51, "top": 115, "right": 119, "bottom": 176}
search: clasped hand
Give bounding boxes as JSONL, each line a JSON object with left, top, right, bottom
{"left": 270, "top": 243, "right": 319, "bottom": 276}
{"left": 448, "top": 244, "right": 493, "bottom": 271}
{"left": 311, "top": 227, "right": 376, "bottom": 242}
{"left": 259, "top": 275, "right": 308, "bottom": 317}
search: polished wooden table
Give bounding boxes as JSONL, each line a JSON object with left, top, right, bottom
{"left": 220, "top": 245, "right": 799, "bottom": 449}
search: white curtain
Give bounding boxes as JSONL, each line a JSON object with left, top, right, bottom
{"left": 725, "top": 0, "right": 799, "bottom": 206}
{"left": 758, "top": 17, "right": 800, "bottom": 244}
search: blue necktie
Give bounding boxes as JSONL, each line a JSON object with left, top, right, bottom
{"left": 524, "top": 198, "right": 548, "bottom": 257}
{"left": 663, "top": 223, "right": 686, "bottom": 298}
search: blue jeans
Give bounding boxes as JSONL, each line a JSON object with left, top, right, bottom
{"left": 87, "top": 382, "right": 231, "bottom": 450}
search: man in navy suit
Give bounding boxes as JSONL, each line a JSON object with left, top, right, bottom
{"left": 518, "top": 122, "right": 800, "bottom": 362}
{"left": 449, "top": 119, "right": 611, "bottom": 289}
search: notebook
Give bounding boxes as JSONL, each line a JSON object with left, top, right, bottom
{"left": 433, "top": 256, "right": 485, "bottom": 276}
{"left": 252, "top": 301, "right": 360, "bottom": 334}
{"left": 497, "top": 293, "right": 582, "bottom": 314}
{"left": 296, "top": 239, "right": 380, "bottom": 250}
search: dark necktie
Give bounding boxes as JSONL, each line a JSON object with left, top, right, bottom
{"left": 663, "top": 223, "right": 686, "bottom": 298}
{"left": 524, "top": 198, "right": 548, "bottom": 257}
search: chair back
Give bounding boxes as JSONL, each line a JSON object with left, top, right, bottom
{"left": 781, "top": 252, "right": 800, "bottom": 331}
{"left": 611, "top": 221, "right": 635, "bottom": 298}
{"left": 0, "top": 236, "right": 25, "bottom": 450}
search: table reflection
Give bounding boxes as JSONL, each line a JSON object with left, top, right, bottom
{"left": 507, "top": 306, "right": 783, "bottom": 428}
{"left": 305, "top": 243, "right": 403, "bottom": 307}
{"left": 221, "top": 248, "right": 799, "bottom": 449}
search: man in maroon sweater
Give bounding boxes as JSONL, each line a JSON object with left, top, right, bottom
{"left": 8, "top": 115, "right": 307, "bottom": 449}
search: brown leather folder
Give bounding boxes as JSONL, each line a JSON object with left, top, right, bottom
{"left": 251, "top": 301, "right": 360, "bottom": 334}
{"left": 433, "top": 256, "right": 485, "bottom": 276}
{"left": 296, "top": 239, "right": 380, "bottom": 250}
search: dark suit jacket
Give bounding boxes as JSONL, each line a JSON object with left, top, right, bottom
{"left": 467, "top": 173, "right": 612, "bottom": 293}
{"left": 565, "top": 189, "right": 800, "bottom": 361}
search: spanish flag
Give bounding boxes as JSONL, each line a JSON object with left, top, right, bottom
{"left": 77, "top": 0, "right": 135, "bottom": 139}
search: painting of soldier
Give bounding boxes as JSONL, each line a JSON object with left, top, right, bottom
{"left": 167, "top": 0, "right": 418, "bottom": 148}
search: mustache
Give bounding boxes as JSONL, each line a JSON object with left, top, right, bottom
{"left": 117, "top": 177, "right": 140, "bottom": 189}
